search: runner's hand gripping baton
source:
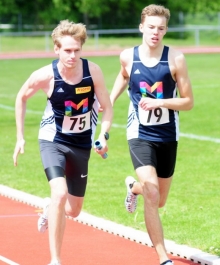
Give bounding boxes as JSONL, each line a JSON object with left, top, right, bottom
{"left": 94, "top": 140, "right": 108, "bottom": 159}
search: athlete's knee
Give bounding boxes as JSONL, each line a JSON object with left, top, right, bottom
{"left": 141, "top": 181, "right": 160, "bottom": 206}
{"left": 65, "top": 200, "right": 83, "bottom": 218}
{"left": 51, "top": 189, "right": 68, "bottom": 208}
{"left": 158, "top": 200, "right": 166, "bottom": 208}
{"left": 158, "top": 195, "right": 169, "bottom": 208}
{"left": 65, "top": 207, "right": 81, "bottom": 218}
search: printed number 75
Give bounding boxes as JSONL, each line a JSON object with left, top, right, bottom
{"left": 147, "top": 108, "right": 162, "bottom": 123}
{"left": 70, "top": 116, "right": 86, "bottom": 130}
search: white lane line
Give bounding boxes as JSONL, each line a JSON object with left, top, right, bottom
{"left": 0, "top": 104, "right": 15, "bottom": 111}
{"left": 1, "top": 103, "right": 220, "bottom": 144}
{"left": 0, "top": 104, "right": 42, "bottom": 114}
{"left": 109, "top": 123, "right": 220, "bottom": 144}
{"left": 180, "top": 132, "right": 220, "bottom": 143}
{"left": 0, "top": 214, "right": 38, "bottom": 218}
{"left": 0, "top": 255, "right": 20, "bottom": 265}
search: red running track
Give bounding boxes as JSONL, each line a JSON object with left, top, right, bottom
{"left": 0, "top": 46, "right": 220, "bottom": 60}
{"left": 0, "top": 196, "right": 199, "bottom": 265}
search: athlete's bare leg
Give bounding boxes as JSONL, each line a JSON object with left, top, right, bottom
{"left": 48, "top": 177, "right": 67, "bottom": 263}
{"left": 48, "top": 177, "right": 84, "bottom": 263}
{"left": 65, "top": 193, "right": 84, "bottom": 217}
{"left": 131, "top": 166, "right": 173, "bottom": 264}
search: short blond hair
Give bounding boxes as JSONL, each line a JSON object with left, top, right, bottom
{"left": 51, "top": 20, "right": 87, "bottom": 47}
{"left": 141, "top": 4, "right": 170, "bottom": 25}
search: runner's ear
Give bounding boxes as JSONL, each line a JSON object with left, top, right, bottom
{"left": 139, "top": 23, "right": 144, "bottom": 33}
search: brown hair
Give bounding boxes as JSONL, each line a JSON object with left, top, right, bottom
{"left": 51, "top": 20, "right": 87, "bottom": 47}
{"left": 141, "top": 4, "right": 170, "bottom": 25}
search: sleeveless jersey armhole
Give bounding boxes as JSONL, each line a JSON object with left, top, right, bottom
{"left": 160, "top": 46, "right": 169, "bottom": 62}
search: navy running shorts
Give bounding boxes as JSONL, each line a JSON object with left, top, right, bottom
{"left": 39, "top": 140, "right": 91, "bottom": 197}
{"left": 128, "top": 138, "right": 178, "bottom": 178}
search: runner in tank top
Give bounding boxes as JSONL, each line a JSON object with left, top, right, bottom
{"left": 13, "top": 20, "right": 113, "bottom": 265}
{"left": 38, "top": 58, "right": 99, "bottom": 148}
{"left": 110, "top": 4, "right": 193, "bottom": 265}
{"left": 127, "top": 45, "right": 178, "bottom": 142}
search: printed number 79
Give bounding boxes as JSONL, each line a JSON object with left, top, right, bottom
{"left": 147, "top": 108, "right": 162, "bottom": 123}
{"left": 70, "top": 116, "right": 86, "bottom": 130}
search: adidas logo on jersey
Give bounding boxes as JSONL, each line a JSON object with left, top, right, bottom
{"left": 134, "top": 69, "right": 140, "bottom": 74}
{"left": 57, "top": 88, "right": 64, "bottom": 92}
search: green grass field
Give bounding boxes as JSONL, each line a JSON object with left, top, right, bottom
{"left": 0, "top": 33, "right": 220, "bottom": 53}
{"left": 0, "top": 53, "right": 220, "bottom": 256}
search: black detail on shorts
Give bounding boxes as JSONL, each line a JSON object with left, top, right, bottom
{"left": 45, "top": 166, "right": 64, "bottom": 181}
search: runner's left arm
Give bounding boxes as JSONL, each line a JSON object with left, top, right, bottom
{"left": 89, "top": 61, "right": 113, "bottom": 156}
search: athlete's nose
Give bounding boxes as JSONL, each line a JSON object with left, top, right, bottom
{"left": 70, "top": 52, "right": 76, "bottom": 58}
{"left": 152, "top": 27, "right": 159, "bottom": 34}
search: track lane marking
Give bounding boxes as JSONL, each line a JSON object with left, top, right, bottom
{"left": 0, "top": 255, "right": 20, "bottom": 265}
{"left": 0, "top": 214, "right": 37, "bottom": 218}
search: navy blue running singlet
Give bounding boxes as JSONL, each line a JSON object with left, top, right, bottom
{"left": 38, "top": 59, "right": 99, "bottom": 149}
{"left": 127, "top": 45, "right": 179, "bottom": 142}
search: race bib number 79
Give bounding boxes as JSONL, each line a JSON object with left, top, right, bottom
{"left": 138, "top": 106, "right": 169, "bottom": 126}
{"left": 62, "top": 111, "right": 91, "bottom": 133}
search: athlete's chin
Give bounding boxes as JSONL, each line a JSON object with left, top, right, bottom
{"left": 66, "top": 62, "right": 76, "bottom": 68}
{"left": 149, "top": 42, "right": 160, "bottom": 49}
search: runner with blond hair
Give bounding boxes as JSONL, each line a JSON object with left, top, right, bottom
{"left": 13, "top": 20, "right": 113, "bottom": 265}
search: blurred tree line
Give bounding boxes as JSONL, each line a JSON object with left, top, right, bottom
{"left": 0, "top": 0, "right": 220, "bottom": 30}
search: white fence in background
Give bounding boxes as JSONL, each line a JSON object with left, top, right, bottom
{"left": 0, "top": 25, "right": 220, "bottom": 52}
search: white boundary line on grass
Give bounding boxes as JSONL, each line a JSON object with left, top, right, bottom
{"left": 1, "top": 103, "right": 220, "bottom": 144}
{"left": 0, "top": 255, "right": 20, "bottom": 265}
{"left": 111, "top": 122, "right": 220, "bottom": 143}
{"left": 0, "top": 185, "right": 220, "bottom": 265}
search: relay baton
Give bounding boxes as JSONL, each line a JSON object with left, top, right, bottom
{"left": 94, "top": 140, "right": 108, "bottom": 159}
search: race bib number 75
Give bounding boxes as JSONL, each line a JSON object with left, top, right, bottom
{"left": 62, "top": 111, "right": 91, "bottom": 133}
{"left": 138, "top": 106, "right": 169, "bottom": 126}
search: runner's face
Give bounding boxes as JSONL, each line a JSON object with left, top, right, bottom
{"left": 54, "top": 35, "right": 82, "bottom": 68}
{"left": 139, "top": 15, "right": 167, "bottom": 48}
